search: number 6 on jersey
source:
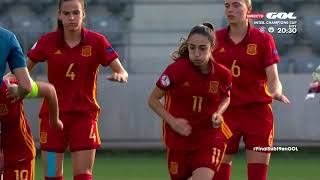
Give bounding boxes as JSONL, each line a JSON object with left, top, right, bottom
{"left": 66, "top": 63, "right": 75, "bottom": 80}
{"left": 231, "top": 60, "right": 240, "bottom": 77}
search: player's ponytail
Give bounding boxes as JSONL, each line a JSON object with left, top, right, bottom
{"left": 202, "top": 22, "right": 214, "bottom": 31}
{"left": 171, "top": 38, "right": 188, "bottom": 61}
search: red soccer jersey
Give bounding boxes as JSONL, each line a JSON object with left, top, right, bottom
{"left": 213, "top": 24, "right": 280, "bottom": 106}
{"left": 27, "top": 28, "right": 119, "bottom": 114}
{"left": 0, "top": 80, "right": 35, "bottom": 166}
{"left": 156, "top": 58, "right": 232, "bottom": 150}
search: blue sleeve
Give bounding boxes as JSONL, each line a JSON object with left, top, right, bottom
{"left": 7, "top": 34, "right": 26, "bottom": 70}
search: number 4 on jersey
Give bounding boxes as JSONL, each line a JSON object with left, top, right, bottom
{"left": 66, "top": 63, "right": 75, "bottom": 80}
{"left": 89, "top": 125, "right": 96, "bottom": 142}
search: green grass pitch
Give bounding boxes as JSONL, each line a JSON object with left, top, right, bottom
{"left": 34, "top": 149, "right": 320, "bottom": 180}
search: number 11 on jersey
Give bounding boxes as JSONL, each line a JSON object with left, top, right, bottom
{"left": 193, "top": 96, "right": 203, "bottom": 112}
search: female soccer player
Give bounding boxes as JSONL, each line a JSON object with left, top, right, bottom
{"left": 25, "top": 0, "right": 128, "bottom": 179}
{"left": 212, "top": 1, "right": 290, "bottom": 180}
{"left": 1, "top": 79, "right": 62, "bottom": 180}
{"left": 149, "top": 23, "right": 233, "bottom": 180}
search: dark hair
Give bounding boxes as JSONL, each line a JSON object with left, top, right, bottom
{"left": 171, "top": 22, "right": 215, "bottom": 60}
{"left": 57, "top": 0, "right": 85, "bottom": 30}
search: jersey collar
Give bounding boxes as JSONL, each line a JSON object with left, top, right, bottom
{"left": 57, "top": 27, "right": 88, "bottom": 48}
{"left": 222, "top": 22, "right": 253, "bottom": 45}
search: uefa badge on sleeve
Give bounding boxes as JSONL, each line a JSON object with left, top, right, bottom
{"left": 273, "top": 49, "right": 279, "bottom": 56}
{"left": 160, "top": 74, "right": 170, "bottom": 87}
{"left": 31, "top": 41, "right": 38, "bottom": 50}
{"left": 106, "top": 47, "right": 115, "bottom": 54}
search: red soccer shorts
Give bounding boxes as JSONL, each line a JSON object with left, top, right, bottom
{"left": 223, "top": 103, "right": 274, "bottom": 154}
{"left": 40, "top": 111, "right": 101, "bottom": 152}
{"left": 4, "top": 159, "right": 35, "bottom": 180}
{"left": 166, "top": 134, "right": 227, "bottom": 180}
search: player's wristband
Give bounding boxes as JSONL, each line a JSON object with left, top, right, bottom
{"left": 25, "top": 81, "right": 39, "bottom": 98}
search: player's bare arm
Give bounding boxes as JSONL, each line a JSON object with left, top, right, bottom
{"left": 36, "top": 81, "right": 63, "bottom": 130}
{"left": 4, "top": 57, "right": 36, "bottom": 80}
{"left": 212, "top": 95, "right": 230, "bottom": 128}
{"left": 107, "top": 58, "right": 128, "bottom": 82}
{"left": 5, "top": 79, "right": 63, "bottom": 130}
{"left": 26, "top": 57, "right": 38, "bottom": 72}
{"left": 5, "top": 67, "right": 33, "bottom": 97}
{"left": 266, "top": 64, "right": 290, "bottom": 104}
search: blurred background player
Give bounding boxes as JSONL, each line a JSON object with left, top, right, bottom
{"left": 305, "top": 65, "right": 320, "bottom": 101}
{"left": 212, "top": 0, "right": 290, "bottom": 180}
{"left": 0, "top": 27, "right": 33, "bottom": 97}
{"left": 25, "top": 0, "right": 128, "bottom": 180}
{"left": 148, "top": 23, "right": 233, "bottom": 180}
{"left": 1, "top": 79, "right": 62, "bottom": 180}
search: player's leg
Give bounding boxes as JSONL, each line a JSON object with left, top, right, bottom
{"left": 191, "top": 143, "right": 224, "bottom": 180}
{"left": 40, "top": 116, "right": 67, "bottom": 180}
{"left": 246, "top": 150, "right": 270, "bottom": 180}
{"left": 192, "top": 167, "right": 214, "bottom": 180}
{"left": 212, "top": 154, "right": 234, "bottom": 180}
{"left": 71, "top": 150, "right": 96, "bottom": 180}
{"left": 68, "top": 112, "right": 101, "bottom": 180}
{"left": 213, "top": 108, "right": 242, "bottom": 180}
{"left": 42, "top": 151, "right": 64, "bottom": 180}
{"left": 244, "top": 103, "right": 274, "bottom": 180}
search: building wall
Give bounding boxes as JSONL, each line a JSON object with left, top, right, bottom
{"left": 24, "top": 74, "right": 320, "bottom": 148}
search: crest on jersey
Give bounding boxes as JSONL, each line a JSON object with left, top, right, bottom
{"left": 82, "top": 46, "right": 92, "bottom": 57}
{"left": 170, "top": 162, "right": 178, "bottom": 175}
{"left": 0, "top": 104, "right": 8, "bottom": 115}
{"left": 246, "top": 44, "right": 257, "bottom": 55}
{"left": 209, "top": 81, "right": 219, "bottom": 93}
{"left": 160, "top": 74, "right": 170, "bottom": 87}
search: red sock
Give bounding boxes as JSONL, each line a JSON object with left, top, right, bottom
{"left": 212, "top": 163, "right": 231, "bottom": 180}
{"left": 74, "top": 174, "right": 92, "bottom": 180}
{"left": 248, "top": 163, "right": 268, "bottom": 180}
{"left": 45, "top": 177, "right": 63, "bottom": 180}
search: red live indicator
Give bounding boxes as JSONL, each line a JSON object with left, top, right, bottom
{"left": 247, "top": 13, "right": 265, "bottom": 19}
